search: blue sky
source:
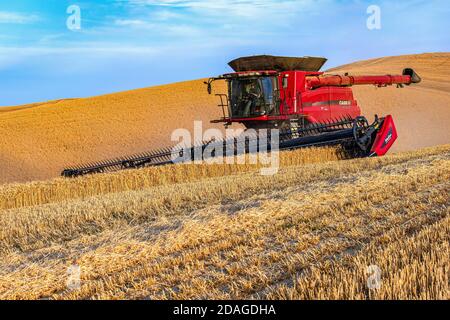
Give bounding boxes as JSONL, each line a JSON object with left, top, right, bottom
{"left": 0, "top": 0, "right": 449, "bottom": 106}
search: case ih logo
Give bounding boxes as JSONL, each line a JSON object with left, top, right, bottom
{"left": 382, "top": 128, "right": 394, "bottom": 148}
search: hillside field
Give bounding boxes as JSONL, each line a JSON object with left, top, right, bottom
{"left": 0, "top": 145, "right": 448, "bottom": 300}
{"left": 0, "top": 53, "right": 448, "bottom": 300}
{"left": 1, "top": 53, "right": 450, "bottom": 184}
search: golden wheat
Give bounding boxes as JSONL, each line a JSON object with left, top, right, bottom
{"left": 0, "top": 145, "right": 448, "bottom": 300}
{"left": 0, "top": 79, "right": 228, "bottom": 184}
{"left": 0, "top": 146, "right": 341, "bottom": 211}
{"left": 2, "top": 53, "right": 450, "bottom": 185}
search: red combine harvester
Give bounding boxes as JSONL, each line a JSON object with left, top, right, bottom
{"left": 207, "top": 55, "right": 421, "bottom": 156}
{"left": 62, "top": 55, "right": 421, "bottom": 177}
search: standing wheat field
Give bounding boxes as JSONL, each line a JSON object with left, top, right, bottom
{"left": 0, "top": 145, "right": 448, "bottom": 300}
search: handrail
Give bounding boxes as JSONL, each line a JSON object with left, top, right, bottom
{"left": 215, "top": 94, "right": 229, "bottom": 119}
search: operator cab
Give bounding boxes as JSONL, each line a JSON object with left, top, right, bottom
{"left": 206, "top": 55, "right": 328, "bottom": 128}
{"left": 229, "top": 76, "right": 278, "bottom": 118}
{"left": 224, "top": 55, "right": 326, "bottom": 121}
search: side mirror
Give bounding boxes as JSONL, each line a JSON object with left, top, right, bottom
{"left": 204, "top": 81, "right": 212, "bottom": 94}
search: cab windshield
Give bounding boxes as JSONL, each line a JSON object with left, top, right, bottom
{"left": 229, "top": 76, "right": 278, "bottom": 118}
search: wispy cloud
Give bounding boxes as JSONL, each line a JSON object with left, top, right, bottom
{"left": 0, "top": 45, "right": 161, "bottom": 57}
{"left": 114, "top": 18, "right": 204, "bottom": 37}
{"left": 123, "top": 0, "right": 309, "bottom": 9}
{"left": 118, "top": 0, "right": 329, "bottom": 19}
{"left": 115, "top": 19, "right": 150, "bottom": 26}
{"left": 0, "top": 11, "right": 40, "bottom": 24}
{"left": 111, "top": 0, "right": 331, "bottom": 39}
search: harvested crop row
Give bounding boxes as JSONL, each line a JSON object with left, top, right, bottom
{"left": 63, "top": 159, "right": 448, "bottom": 300}
{"left": 0, "top": 145, "right": 448, "bottom": 300}
{"left": 1, "top": 146, "right": 448, "bottom": 255}
{"left": 1, "top": 145, "right": 449, "bottom": 212}
{"left": 0, "top": 146, "right": 341, "bottom": 211}
{"left": 266, "top": 216, "right": 449, "bottom": 300}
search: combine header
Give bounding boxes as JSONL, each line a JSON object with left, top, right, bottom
{"left": 62, "top": 55, "right": 421, "bottom": 178}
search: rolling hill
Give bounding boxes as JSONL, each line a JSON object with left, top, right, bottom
{"left": 0, "top": 53, "right": 449, "bottom": 300}
{"left": 1, "top": 52, "right": 449, "bottom": 184}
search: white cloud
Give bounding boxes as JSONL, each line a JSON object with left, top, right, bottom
{"left": 0, "top": 11, "right": 40, "bottom": 24}
{"left": 114, "top": 18, "right": 205, "bottom": 37}
{"left": 0, "top": 46, "right": 161, "bottom": 57}
{"left": 0, "top": 44, "right": 160, "bottom": 70}
{"left": 115, "top": 19, "right": 150, "bottom": 26}
{"left": 119, "top": 0, "right": 330, "bottom": 18}
{"left": 111, "top": 0, "right": 334, "bottom": 39}
{"left": 125, "top": 0, "right": 297, "bottom": 8}
{"left": 152, "top": 10, "right": 184, "bottom": 21}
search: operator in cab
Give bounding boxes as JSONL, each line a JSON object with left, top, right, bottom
{"left": 242, "top": 80, "right": 263, "bottom": 116}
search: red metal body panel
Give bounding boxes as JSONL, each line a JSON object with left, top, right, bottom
{"left": 306, "top": 74, "right": 413, "bottom": 89}
{"left": 370, "top": 115, "right": 398, "bottom": 156}
{"left": 215, "top": 70, "right": 411, "bottom": 126}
